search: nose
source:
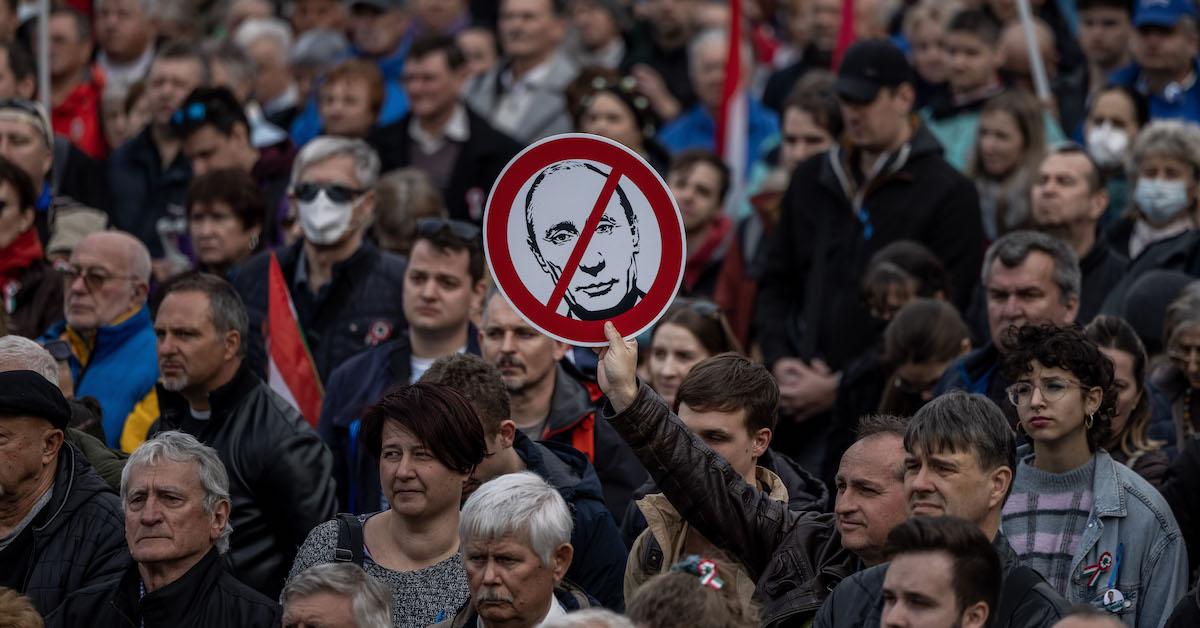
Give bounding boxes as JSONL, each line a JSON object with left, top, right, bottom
{"left": 908, "top": 464, "right": 934, "bottom": 495}
{"left": 1000, "top": 295, "right": 1024, "bottom": 320}
{"left": 661, "top": 355, "right": 685, "bottom": 378}
{"left": 419, "top": 278, "right": 439, "bottom": 300}
{"left": 499, "top": 330, "right": 517, "bottom": 354}
{"left": 139, "top": 496, "right": 165, "bottom": 524}
{"left": 394, "top": 455, "right": 417, "bottom": 480}
{"left": 1029, "top": 384, "right": 1047, "bottom": 410}
{"left": 834, "top": 490, "right": 856, "bottom": 516}
{"left": 881, "top": 603, "right": 908, "bottom": 628}
{"left": 578, "top": 252, "right": 606, "bottom": 277}
{"left": 481, "top": 559, "right": 502, "bottom": 585}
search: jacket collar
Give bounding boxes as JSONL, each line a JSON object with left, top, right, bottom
{"left": 544, "top": 364, "right": 595, "bottom": 433}
{"left": 113, "top": 547, "right": 226, "bottom": 625}
{"left": 1089, "top": 450, "right": 1128, "bottom": 518}
{"left": 157, "top": 361, "right": 260, "bottom": 430}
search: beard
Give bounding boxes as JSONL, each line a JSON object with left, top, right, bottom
{"left": 159, "top": 374, "right": 190, "bottom": 392}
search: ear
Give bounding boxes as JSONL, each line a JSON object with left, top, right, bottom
{"left": 17, "top": 76, "right": 35, "bottom": 100}
{"left": 894, "top": 83, "right": 916, "bottom": 112}
{"left": 355, "top": 188, "right": 377, "bottom": 226}
{"left": 223, "top": 329, "right": 241, "bottom": 362}
{"left": 1084, "top": 386, "right": 1103, "bottom": 417}
{"left": 961, "top": 600, "right": 989, "bottom": 628}
{"left": 210, "top": 499, "right": 231, "bottom": 541}
{"left": 959, "top": 338, "right": 972, "bottom": 356}
{"left": 630, "top": 223, "right": 640, "bottom": 253}
{"left": 552, "top": 340, "right": 569, "bottom": 361}
{"left": 41, "top": 427, "right": 65, "bottom": 465}
{"left": 987, "top": 465, "right": 1013, "bottom": 511}
{"left": 1062, "top": 294, "right": 1080, "bottom": 326}
{"left": 1089, "top": 187, "right": 1110, "bottom": 221}
{"left": 551, "top": 543, "right": 574, "bottom": 582}
{"left": 17, "top": 207, "right": 34, "bottom": 233}
{"left": 497, "top": 419, "right": 517, "bottom": 449}
{"left": 751, "top": 427, "right": 772, "bottom": 459}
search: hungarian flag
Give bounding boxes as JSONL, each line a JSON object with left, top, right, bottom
{"left": 266, "top": 252, "right": 323, "bottom": 427}
{"left": 833, "top": 0, "right": 857, "bottom": 69}
{"left": 716, "top": 0, "right": 746, "bottom": 213}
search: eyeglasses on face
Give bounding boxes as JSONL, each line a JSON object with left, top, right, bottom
{"left": 1005, "top": 378, "right": 1089, "bottom": 407}
{"left": 61, "top": 265, "right": 138, "bottom": 292}
{"left": 293, "top": 182, "right": 367, "bottom": 204}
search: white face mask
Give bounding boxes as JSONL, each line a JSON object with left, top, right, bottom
{"left": 1086, "top": 124, "right": 1129, "bottom": 170}
{"left": 1135, "top": 178, "right": 1191, "bottom": 225}
{"left": 298, "top": 189, "right": 355, "bottom": 245}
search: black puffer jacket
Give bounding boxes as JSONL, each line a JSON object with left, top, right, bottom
{"left": 232, "top": 239, "right": 408, "bottom": 382}
{"left": 45, "top": 547, "right": 281, "bottom": 628}
{"left": 601, "top": 384, "right": 857, "bottom": 627}
{"left": 151, "top": 363, "right": 337, "bottom": 598}
{"left": 814, "top": 532, "right": 1068, "bottom": 628}
{"left": 0, "top": 443, "right": 128, "bottom": 616}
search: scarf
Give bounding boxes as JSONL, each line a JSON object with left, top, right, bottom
{"left": 1, "top": 228, "right": 43, "bottom": 313}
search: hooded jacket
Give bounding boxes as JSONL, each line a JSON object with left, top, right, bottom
{"left": 151, "top": 362, "right": 337, "bottom": 598}
{"left": 756, "top": 123, "right": 984, "bottom": 370}
{"left": 541, "top": 363, "right": 647, "bottom": 518}
{"left": 41, "top": 306, "right": 159, "bottom": 450}
{"left": 625, "top": 466, "right": 790, "bottom": 608}
{"left": 45, "top": 547, "right": 281, "bottom": 628}
{"left": 0, "top": 444, "right": 128, "bottom": 616}
{"left": 514, "top": 432, "right": 627, "bottom": 610}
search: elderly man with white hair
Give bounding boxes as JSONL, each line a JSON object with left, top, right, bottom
{"left": 234, "top": 17, "right": 302, "bottom": 127}
{"left": 46, "top": 431, "right": 282, "bottom": 627}
{"left": 232, "top": 136, "right": 407, "bottom": 382}
{"left": 39, "top": 230, "right": 160, "bottom": 453}
{"left": 282, "top": 562, "right": 392, "bottom": 627}
{"left": 437, "top": 471, "right": 596, "bottom": 628}
{"left": 0, "top": 338, "right": 127, "bottom": 617}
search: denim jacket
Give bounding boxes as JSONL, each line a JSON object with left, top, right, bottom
{"left": 1017, "top": 446, "right": 1188, "bottom": 627}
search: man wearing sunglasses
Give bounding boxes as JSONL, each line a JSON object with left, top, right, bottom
{"left": 39, "top": 231, "right": 159, "bottom": 453}
{"left": 232, "top": 136, "right": 407, "bottom": 384}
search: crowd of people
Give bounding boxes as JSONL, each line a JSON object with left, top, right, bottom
{"left": 7, "top": 0, "right": 1200, "bottom": 626}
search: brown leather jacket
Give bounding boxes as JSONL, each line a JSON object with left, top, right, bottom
{"left": 601, "top": 384, "right": 859, "bottom": 626}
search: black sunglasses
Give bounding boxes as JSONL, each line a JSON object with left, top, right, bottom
{"left": 416, "top": 218, "right": 481, "bottom": 240}
{"left": 293, "top": 182, "right": 367, "bottom": 204}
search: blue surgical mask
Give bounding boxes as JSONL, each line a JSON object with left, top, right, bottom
{"left": 1135, "top": 179, "right": 1191, "bottom": 225}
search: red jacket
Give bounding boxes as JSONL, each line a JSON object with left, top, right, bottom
{"left": 53, "top": 68, "right": 107, "bottom": 160}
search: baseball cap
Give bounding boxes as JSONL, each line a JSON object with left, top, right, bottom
{"left": 1134, "top": 0, "right": 1198, "bottom": 28}
{"left": 834, "top": 39, "right": 916, "bottom": 104}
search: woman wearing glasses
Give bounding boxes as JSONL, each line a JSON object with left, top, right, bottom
{"left": 999, "top": 324, "right": 1186, "bottom": 625}
{"left": 0, "top": 155, "right": 62, "bottom": 338}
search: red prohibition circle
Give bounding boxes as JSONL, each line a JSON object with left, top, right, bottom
{"left": 483, "top": 133, "right": 685, "bottom": 346}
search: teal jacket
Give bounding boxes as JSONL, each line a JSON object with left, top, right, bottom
{"left": 41, "top": 306, "right": 159, "bottom": 450}
{"left": 922, "top": 99, "right": 1066, "bottom": 172}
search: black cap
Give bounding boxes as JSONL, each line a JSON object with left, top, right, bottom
{"left": 835, "top": 39, "right": 915, "bottom": 104}
{"left": 0, "top": 370, "right": 71, "bottom": 430}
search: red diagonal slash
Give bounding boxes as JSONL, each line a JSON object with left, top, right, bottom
{"left": 545, "top": 166, "right": 623, "bottom": 311}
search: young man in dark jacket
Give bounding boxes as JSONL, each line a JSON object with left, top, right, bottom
{"left": 594, "top": 322, "right": 1067, "bottom": 627}
{"left": 46, "top": 432, "right": 281, "bottom": 627}
{"left": 423, "top": 353, "right": 627, "bottom": 610}
{"left": 0, "top": 370, "right": 127, "bottom": 617}
{"left": 319, "top": 219, "right": 487, "bottom": 513}
{"left": 150, "top": 273, "right": 337, "bottom": 598}
{"left": 755, "top": 39, "right": 984, "bottom": 476}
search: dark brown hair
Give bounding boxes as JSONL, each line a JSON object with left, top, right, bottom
{"left": 186, "top": 168, "right": 267, "bottom": 232}
{"left": 324, "top": 59, "right": 385, "bottom": 116}
{"left": 675, "top": 353, "right": 780, "bottom": 434}
{"left": 626, "top": 555, "right": 760, "bottom": 628}
{"left": 883, "top": 516, "right": 1001, "bottom": 616}
{"left": 0, "top": 153, "right": 37, "bottom": 212}
{"left": 360, "top": 383, "right": 487, "bottom": 474}
{"left": 420, "top": 353, "right": 510, "bottom": 438}
{"left": 652, "top": 298, "right": 742, "bottom": 357}
{"left": 1085, "top": 315, "right": 1164, "bottom": 457}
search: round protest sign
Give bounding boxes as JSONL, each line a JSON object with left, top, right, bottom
{"left": 483, "top": 133, "right": 685, "bottom": 346}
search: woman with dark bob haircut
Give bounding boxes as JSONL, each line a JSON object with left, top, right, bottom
{"left": 998, "top": 325, "right": 1186, "bottom": 623}
{"left": 288, "top": 383, "right": 486, "bottom": 627}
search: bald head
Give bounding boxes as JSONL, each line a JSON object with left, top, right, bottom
{"left": 64, "top": 231, "right": 151, "bottom": 333}
{"left": 1000, "top": 19, "right": 1057, "bottom": 83}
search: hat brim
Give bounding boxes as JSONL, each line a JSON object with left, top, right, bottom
{"left": 1135, "top": 11, "right": 1186, "bottom": 28}
{"left": 835, "top": 76, "right": 883, "bottom": 104}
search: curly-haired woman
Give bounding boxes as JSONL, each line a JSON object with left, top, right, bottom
{"left": 998, "top": 324, "right": 1186, "bottom": 625}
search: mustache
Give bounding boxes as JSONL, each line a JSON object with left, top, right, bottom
{"left": 476, "top": 590, "right": 515, "bottom": 605}
{"left": 496, "top": 356, "right": 524, "bottom": 369}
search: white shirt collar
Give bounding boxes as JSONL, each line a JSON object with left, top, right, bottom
{"left": 262, "top": 84, "right": 300, "bottom": 117}
{"left": 99, "top": 46, "right": 156, "bottom": 90}
{"left": 409, "top": 104, "right": 470, "bottom": 154}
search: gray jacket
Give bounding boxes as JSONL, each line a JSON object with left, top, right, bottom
{"left": 1036, "top": 448, "right": 1188, "bottom": 627}
{"left": 464, "top": 52, "right": 577, "bottom": 143}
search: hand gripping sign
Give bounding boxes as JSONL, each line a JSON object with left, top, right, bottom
{"left": 484, "top": 133, "right": 685, "bottom": 346}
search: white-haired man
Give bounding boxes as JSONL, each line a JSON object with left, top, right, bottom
{"left": 46, "top": 431, "right": 281, "bottom": 627}
{"left": 231, "top": 136, "right": 407, "bottom": 382}
{"left": 282, "top": 562, "right": 392, "bottom": 628}
{"left": 438, "top": 471, "right": 596, "bottom": 627}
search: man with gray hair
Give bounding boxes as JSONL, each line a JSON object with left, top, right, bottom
{"left": 935, "top": 230, "right": 1081, "bottom": 425}
{"left": 232, "top": 136, "right": 407, "bottom": 381}
{"left": 233, "top": 17, "right": 301, "bottom": 127}
{"left": 282, "top": 562, "right": 392, "bottom": 628}
{"left": 150, "top": 272, "right": 336, "bottom": 598}
{"left": 46, "top": 431, "right": 282, "bottom": 627}
{"left": 438, "top": 471, "right": 595, "bottom": 627}
{"left": 39, "top": 230, "right": 160, "bottom": 452}
{"left": 94, "top": 0, "right": 158, "bottom": 91}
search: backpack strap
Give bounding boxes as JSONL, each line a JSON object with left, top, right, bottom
{"left": 997, "top": 565, "right": 1048, "bottom": 625}
{"left": 334, "top": 513, "right": 365, "bottom": 567}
